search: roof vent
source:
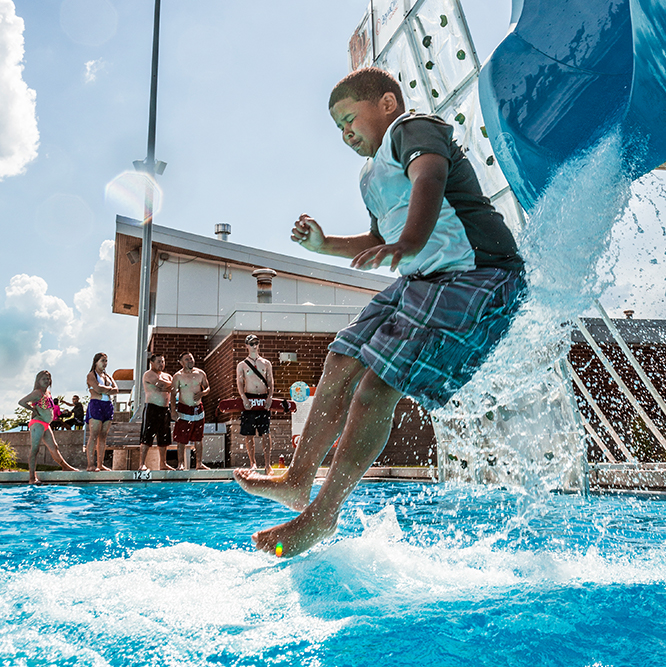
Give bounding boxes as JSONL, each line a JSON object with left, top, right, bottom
{"left": 252, "top": 268, "right": 277, "bottom": 304}
{"left": 215, "top": 223, "right": 231, "bottom": 241}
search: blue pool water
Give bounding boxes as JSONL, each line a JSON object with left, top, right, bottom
{"left": 2, "top": 481, "right": 666, "bottom": 666}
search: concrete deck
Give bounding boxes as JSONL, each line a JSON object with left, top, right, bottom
{"left": 0, "top": 466, "right": 438, "bottom": 485}
{"left": 589, "top": 463, "right": 666, "bottom": 494}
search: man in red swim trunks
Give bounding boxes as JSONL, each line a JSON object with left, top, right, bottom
{"left": 170, "top": 352, "right": 211, "bottom": 470}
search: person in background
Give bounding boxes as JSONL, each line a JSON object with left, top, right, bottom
{"left": 61, "top": 395, "right": 85, "bottom": 429}
{"left": 171, "top": 352, "right": 211, "bottom": 471}
{"left": 18, "top": 370, "right": 78, "bottom": 484}
{"left": 236, "top": 334, "right": 274, "bottom": 473}
{"left": 139, "top": 353, "right": 174, "bottom": 471}
{"left": 85, "top": 353, "right": 118, "bottom": 471}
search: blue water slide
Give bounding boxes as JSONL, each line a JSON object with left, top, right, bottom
{"left": 478, "top": 0, "right": 666, "bottom": 211}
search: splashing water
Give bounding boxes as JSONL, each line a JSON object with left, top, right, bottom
{"left": 1, "top": 483, "right": 665, "bottom": 667}
{"left": 434, "top": 133, "right": 637, "bottom": 494}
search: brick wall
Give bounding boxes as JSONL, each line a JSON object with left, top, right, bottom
{"left": 569, "top": 342, "right": 666, "bottom": 462}
{"left": 149, "top": 332, "right": 210, "bottom": 378}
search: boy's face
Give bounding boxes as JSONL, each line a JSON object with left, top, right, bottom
{"left": 330, "top": 95, "right": 396, "bottom": 158}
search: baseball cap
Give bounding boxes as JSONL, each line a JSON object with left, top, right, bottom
{"left": 245, "top": 334, "right": 259, "bottom": 345}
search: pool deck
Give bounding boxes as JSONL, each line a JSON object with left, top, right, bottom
{"left": 0, "top": 466, "right": 438, "bottom": 485}
{"left": 588, "top": 463, "right": 666, "bottom": 496}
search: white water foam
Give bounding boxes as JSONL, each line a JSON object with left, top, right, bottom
{"left": 2, "top": 503, "right": 665, "bottom": 666}
{"left": 434, "top": 133, "right": 636, "bottom": 493}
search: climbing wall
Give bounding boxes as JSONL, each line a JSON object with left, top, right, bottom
{"left": 348, "top": 0, "right": 524, "bottom": 236}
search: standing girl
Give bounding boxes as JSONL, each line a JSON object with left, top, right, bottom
{"left": 86, "top": 352, "right": 118, "bottom": 471}
{"left": 18, "top": 370, "right": 78, "bottom": 484}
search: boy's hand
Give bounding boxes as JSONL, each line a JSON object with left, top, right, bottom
{"left": 351, "top": 240, "right": 419, "bottom": 272}
{"left": 291, "top": 214, "right": 325, "bottom": 253}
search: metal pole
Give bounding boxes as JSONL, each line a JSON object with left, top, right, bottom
{"left": 133, "top": 0, "right": 161, "bottom": 418}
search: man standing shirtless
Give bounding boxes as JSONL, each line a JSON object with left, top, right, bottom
{"left": 139, "top": 353, "right": 173, "bottom": 471}
{"left": 171, "top": 352, "right": 210, "bottom": 470}
{"left": 236, "top": 334, "right": 274, "bottom": 473}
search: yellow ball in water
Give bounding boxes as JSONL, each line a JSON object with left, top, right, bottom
{"left": 275, "top": 542, "right": 283, "bottom": 557}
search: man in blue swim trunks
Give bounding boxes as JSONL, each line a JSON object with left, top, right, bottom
{"left": 235, "top": 67, "right": 525, "bottom": 557}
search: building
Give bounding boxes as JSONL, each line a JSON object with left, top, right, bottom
{"left": 112, "top": 217, "right": 437, "bottom": 468}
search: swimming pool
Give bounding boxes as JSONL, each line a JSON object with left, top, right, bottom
{"left": 1, "top": 481, "right": 665, "bottom": 666}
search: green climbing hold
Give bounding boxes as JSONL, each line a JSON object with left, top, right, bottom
{"left": 440, "top": 15, "right": 448, "bottom": 28}
{"left": 431, "top": 89, "right": 439, "bottom": 98}
{"left": 423, "top": 35, "right": 432, "bottom": 48}
{"left": 456, "top": 49, "right": 466, "bottom": 60}
{"left": 480, "top": 126, "right": 488, "bottom": 138}
{"left": 486, "top": 156, "right": 495, "bottom": 166}
{"left": 454, "top": 112, "right": 465, "bottom": 124}
{"left": 425, "top": 61, "right": 434, "bottom": 70}
{"left": 410, "top": 80, "right": 417, "bottom": 89}
{"left": 398, "top": 72, "right": 402, "bottom": 81}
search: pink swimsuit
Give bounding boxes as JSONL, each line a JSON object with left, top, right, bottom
{"left": 29, "top": 391, "right": 54, "bottom": 429}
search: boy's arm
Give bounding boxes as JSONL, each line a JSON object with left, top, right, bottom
{"left": 351, "top": 153, "right": 449, "bottom": 272}
{"left": 292, "top": 214, "right": 382, "bottom": 258}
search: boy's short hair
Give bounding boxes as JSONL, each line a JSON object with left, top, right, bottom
{"left": 329, "top": 67, "right": 405, "bottom": 113}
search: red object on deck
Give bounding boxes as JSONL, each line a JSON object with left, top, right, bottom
{"left": 216, "top": 397, "right": 297, "bottom": 414}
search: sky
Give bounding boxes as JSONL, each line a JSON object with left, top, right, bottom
{"left": 0, "top": 0, "right": 665, "bottom": 417}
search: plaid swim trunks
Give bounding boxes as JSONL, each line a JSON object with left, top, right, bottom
{"left": 329, "top": 267, "right": 526, "bottom": 411}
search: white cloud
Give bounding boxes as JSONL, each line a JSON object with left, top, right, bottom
{"left": 0, "top": 1, "right": 39, "bottom": 180}
{"left": 599, "top": 173, "right": 666, "bottom": 319}
{"left": 0, "top": 241, "right": 136, "bottom": 417}
{"left": 84, "top": 58, "right": 104, "bottom": 84}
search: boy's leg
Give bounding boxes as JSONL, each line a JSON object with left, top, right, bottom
{"left": 252, "top": 367, "right": 401, "bottom": 557}
{"left": 234, "top": 352, "right": 367, "bottom": 511}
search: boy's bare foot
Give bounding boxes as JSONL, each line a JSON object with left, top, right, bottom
{"left": 177, "top": 464, "right": 185, "bottom": 471}
{"left": 99, "top": 465, "right": 112, "bottom": 471}
{"left": 139, "top": 464, "right": 149, "bottom": 471}
{"left": 196, "top": 463, "right": 210, "bottom": 470}
{"left": 61, "top": 463, "right": 78, "bottom": 472}
{"left": 233, "top": 468, "right": 310, "bottom": 512}
{"left": 160, "top": 463, "right": 175, "bottom": 471}
{"left": 29, "top": 476, "right": 41, "bottom": 485}
{"left": 252, "top": 506, "right": 337, "bottom": 558}
{"left": 86, "top": 465, "right": 96, "bottom": 472}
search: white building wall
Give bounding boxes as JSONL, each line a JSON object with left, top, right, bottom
{"left": 154, "top": 255, "right": 378, "bottom": 329}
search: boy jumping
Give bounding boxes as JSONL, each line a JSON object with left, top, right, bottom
{"left": 235, "top": 67, "right": 525, "bottom": 557}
